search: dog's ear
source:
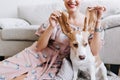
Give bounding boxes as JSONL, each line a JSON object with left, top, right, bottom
{"left": 62, "top": 12, "right": 73, "bottom": 34}
{"left": 83, "top": 17, "right": 88, "bottom": 31}
{"left": 84, "top": 7, "right": 97, "bottom": 34}
{"left": 58, "top": 12, "right": 73, "bottom": 38}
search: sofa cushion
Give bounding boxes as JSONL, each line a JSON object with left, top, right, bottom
{"left": 0, "top": 18, "right": 30, "bottom": 29}
{"left": 18, "top": 2, "right": 64, "bottom": 25}
{"left": 1, "top": 25, "right": 39, "bottom": 41}
{"left": 80, "top": 0, "right": 120, "bottom": 18}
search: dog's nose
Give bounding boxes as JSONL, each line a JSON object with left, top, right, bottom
{"left": 79, "top": 55, "right": 85, "bottom": 60}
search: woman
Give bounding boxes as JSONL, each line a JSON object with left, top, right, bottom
{"left": 0, "top": 0, "right": 105, "bottom": 80}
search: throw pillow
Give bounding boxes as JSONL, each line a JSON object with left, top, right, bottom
{"left": 0, "top": 18, "right": 30, "bottom": 29}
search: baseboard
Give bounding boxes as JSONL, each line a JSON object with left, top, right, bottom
{"left": 0, "top": 56, "right": 5, "bottom": 61}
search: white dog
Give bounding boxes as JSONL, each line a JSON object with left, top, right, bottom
{"left": 57, "top": 8, "right": 108, "bottom": 80}
{"left": 70, "top": 31, "right": 108, "bottom": 80}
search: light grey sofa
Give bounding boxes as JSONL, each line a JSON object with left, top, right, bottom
{"left": 0, "top": 0, "right": 120, "bottom": 75}
{"left": 0, "top": 2, "right": 63, "bottom": 57}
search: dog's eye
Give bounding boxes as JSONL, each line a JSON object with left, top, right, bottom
{"left": 83, "top": 43, "right": 88, "bottom": 47}
{"left": 73, "top": 43, "right": 78, "bottom": 48}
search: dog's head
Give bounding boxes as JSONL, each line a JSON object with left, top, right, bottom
{"left": 57, "top": 8, "right": 97, "bottom": 60}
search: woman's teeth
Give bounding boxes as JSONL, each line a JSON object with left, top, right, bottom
{"left": 68, "top": 4, "right": 76, "bottom": 8}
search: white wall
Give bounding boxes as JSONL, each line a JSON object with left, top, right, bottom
{"left": 0, "top": 0, "right": 62, "bottom": 18}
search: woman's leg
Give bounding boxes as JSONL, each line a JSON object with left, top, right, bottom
{"left": 0, "top": 42, "right": 42, "bottom": 80}
{"left": 0, "top": 41, "right": 52, "bottom": 80}
{"left": 0, "top": 49, "right": 31, "bottom": 80}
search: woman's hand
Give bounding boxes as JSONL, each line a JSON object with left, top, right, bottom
{"left": 49, "top": 10, "right": 62, "bottom": 28}
{"left": 94, "top": 6, "right": 106, "bottom": 28}
{"left": 94, "top": 6, "right": 106, "bottom": 20}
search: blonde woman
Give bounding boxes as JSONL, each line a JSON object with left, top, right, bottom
{"left": 0, "top": 0, "right": 105, "bottom": 79}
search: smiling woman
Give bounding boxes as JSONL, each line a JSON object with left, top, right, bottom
{"left": 0, "top": 0, "right": 120, "bottom": 80}
{"left": 0, "top": 0, "right": 108, "bottom": 79}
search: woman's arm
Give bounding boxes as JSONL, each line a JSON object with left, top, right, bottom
{"left": 89, "top": 20, "right": 103, "bottom": 56}
{"left": 36, "top": 11, "right": 61, "bottom": 52}
{"left": 36, "top": 25, "right": 54, "bottom": 51}
{"left": 89, "top": 6, "right": 106, "bottom": 56}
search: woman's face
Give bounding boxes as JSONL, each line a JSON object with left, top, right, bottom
{"left": 64, "top": 0, "right": 81, "bottom": 12}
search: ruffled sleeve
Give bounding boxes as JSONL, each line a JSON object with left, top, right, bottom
{"left": 35, "top": 21, "right": 58, "bottom": 40}
{"left": 35, "top": 21, "right": 49, "bottom": 36}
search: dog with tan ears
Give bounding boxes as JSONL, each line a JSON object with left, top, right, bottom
{"left": 57, "top": 7, "right": 108, "bottom": 80}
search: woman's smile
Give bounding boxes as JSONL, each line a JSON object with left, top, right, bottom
{"left": 64, "top": 0, "right": 81, "bottom": 12}
{"left": 67, "top": 2, "right": 77, "bottom": 8}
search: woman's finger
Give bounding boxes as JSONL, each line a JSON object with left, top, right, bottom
{"left": 50, "top": 15, "right": 58, "bottom": 21}
{"left": 52, "top": 10, "right": 62, "bottom": 18}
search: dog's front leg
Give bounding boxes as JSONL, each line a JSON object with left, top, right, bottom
{"left": 73, "top": 66, "right": 78, "bottom": 80}
{"left": 100, "top": 64, "right": 108, "bottom": 80}
{"left": 89, "top": 65, "right": 96, "bottom": 80}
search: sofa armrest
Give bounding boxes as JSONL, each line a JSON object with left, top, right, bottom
{"left": 100, "top": 26, "right": 120, "bottom": 65}
{"left": 101, "top": 14, "right": 120, "bottom": 29}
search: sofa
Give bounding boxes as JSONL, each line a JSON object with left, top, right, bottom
{"left": 0, "top": 2, "right": 63, "bottom": 57}
{"left": 0, "top": 0, "right": 120, "bottom": 77}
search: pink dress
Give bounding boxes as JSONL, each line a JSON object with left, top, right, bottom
{"left": 0, "top": 22, "right": 72, "bottom": 80}
{"left": 0, "top": 21, "right": 104, "bottom": 80}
